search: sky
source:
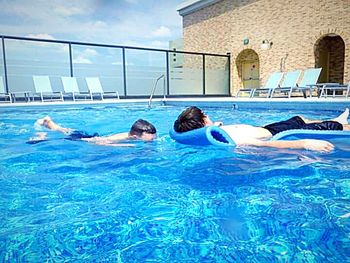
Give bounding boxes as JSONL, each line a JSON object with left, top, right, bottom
{"left": 0, "top": 0, "right": 184, "bottom": 49}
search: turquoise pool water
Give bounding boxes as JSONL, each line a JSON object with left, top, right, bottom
{"left": 1, "top": 104, "right": 350, "bottom": 262}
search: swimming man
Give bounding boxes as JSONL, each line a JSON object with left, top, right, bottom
{"left": 173, "top": 106, "right": 350, "bottom": 152}
{"left": 30, "top": 116, "right": 157, "bottom": 146}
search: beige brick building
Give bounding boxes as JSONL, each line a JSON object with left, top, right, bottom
{"left": 178, "top": 0, "right": 350, "bottom": 95}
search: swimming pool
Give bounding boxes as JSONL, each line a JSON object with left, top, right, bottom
{"left": 1, "top": 102, "right": 350, "bottom": 262}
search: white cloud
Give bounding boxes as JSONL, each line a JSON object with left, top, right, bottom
{"left": 54, "top": 5, "right": 88, "bottom": 17}
{"left": 72, "top": 48, "right": 98, "bottom": 64}
{"left": 26, "top": 33, "right": 56, "bottom": 40}
{"left": 149, "top": 41, "right": 169, "bottom": 49}
{"left": 84, "top": 48, "right": 98, "bottom": 56}
{"left": 73, "top": 56, "right": 92, "bottom": 64}
{"left": 152, "top": 26, "right": 172, "bottom": 38}
{"left": 24, "top": 34, "right": 61, "bottom": 48}
{"left": 92, "top": 21, "right": 107, "bottom": 28}
{"left": 1, "top": 1, "right": 93, "bottom": 23}
{"left": 0, "top": 0, "right": 183, "bottom": 50}
{"left": 112, "top": 61, "right": 134, "bottom": 66}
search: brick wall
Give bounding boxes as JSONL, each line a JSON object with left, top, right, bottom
{"left": 181, "top": 0, "right": 350, "bottom": 94}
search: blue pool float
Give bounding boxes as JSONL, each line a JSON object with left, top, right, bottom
{"left": 169, "top": 126, "right": 236, "bottom": 147}
{"left": 271, "top": 129, "right": 350, "bottom": 141}
{"left": 170, "top": 127, "right": 350, "bottom": 147}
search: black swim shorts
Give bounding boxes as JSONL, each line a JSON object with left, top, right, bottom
{"left": 65, "top": 130, "right": 99, "bottom": 141}
{"left": 264, "top": 116, "right": 343, "bottom": 136}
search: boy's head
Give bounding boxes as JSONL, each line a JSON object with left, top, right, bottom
{"left": 129, "top": 119, "right": 157, "bottom": 141}
{"left": 173, "top": 106, "right": 213, "bottom": 133}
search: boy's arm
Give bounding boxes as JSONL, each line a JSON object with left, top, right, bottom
{"left": 237, "top": 138, "right": 334, "bottom": 152}
{"left": 81, "top": 136, "right": 135, "bottom": 147}
{"left": 100, "top": 132, "right": 130, "bottom": 141}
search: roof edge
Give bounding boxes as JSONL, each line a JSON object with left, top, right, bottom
{"left": 177, "top": 0, "right": 222, "bottom": 16}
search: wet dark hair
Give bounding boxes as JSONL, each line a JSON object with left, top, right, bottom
{"left": 173, "top": 106, "right": 206, "bottom": 133}
{"left": 129, "top": 119, "right": 157, "bottom": 137}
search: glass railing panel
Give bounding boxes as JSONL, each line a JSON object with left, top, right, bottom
{"left": 0, "top": 36, "right": 231, "bottom": 98}
{"left": 125, "top": 49, "right": 166, "bottom": 96}
{"left": 72, "top": 45, "right": 124, "bottom": 95}
{"left": 4, "top": 39, "right": 70, "bottom": 93}
{"left": 169, "top": 53, "right": 203, "bottom": 95}
{"left": 205, "top": 55, "right": 229, "bottom": 95}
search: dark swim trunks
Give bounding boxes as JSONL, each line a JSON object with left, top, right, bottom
{"left": 65, "top": 130, "right": 99, "bottom": 141}
{"left": 263, "top": 116, "right": 343, "bottom": 136}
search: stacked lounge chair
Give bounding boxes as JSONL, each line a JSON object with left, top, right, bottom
{"left": 236, "top": 72, "right": 284, "bottom": 98}
{"left": 270, "top": 70, "right": 302, "bottom": 98}
{"left": 272, "top": 68, "right": 322, "bottom": 98}
{"left": 250, "top": 72, "right": 284, "bottom": 98}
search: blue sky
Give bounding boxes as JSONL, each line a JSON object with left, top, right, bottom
{"left": 0, "top": 0, "right": 184, "bottom": 49}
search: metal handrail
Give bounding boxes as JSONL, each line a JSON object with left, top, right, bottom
{"left": 148, "top": 74, "right": 165, "bottom": 108}
{"left": 0, "top": 34, "right": 230, "bottom": 57}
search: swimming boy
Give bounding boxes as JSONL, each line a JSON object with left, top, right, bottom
{"left": 30, "top": 116, "right": 157, "bottom": 146}
{"left": 173, "top": 106, "right": 350, "bottom": 152}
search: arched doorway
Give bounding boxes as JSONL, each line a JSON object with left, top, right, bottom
{"left": 314, "top": 34, "right": 345, "bottom": 84}
{"left": 236, "top": 49, "right": 260, "bottom": 89}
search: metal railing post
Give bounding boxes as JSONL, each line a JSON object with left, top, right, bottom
{"left": 166, "top": 51, "right": 170, "bottom": 96}
{"left": 227, "top": 52, "right": 231, "bottom": 96}
{"left": 69, "top": 43, "right": 73, "bottom": 77}
{"left": 163, "top": 73, "right": 166, "bottom": 100}
{"left": 122, "top": 47, "right": 127, "bottom": 97}
{"left": 202, "top": 54, "right": 206, "bottom": 95}
{"left": 2, "top": 36, "right": 9, "bottom": 93}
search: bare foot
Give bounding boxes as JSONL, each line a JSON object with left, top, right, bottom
{"left": 36, "top": 116, "right": 53, "bottom": 129}
{"left": 35, "top": 116, "right": 72, "bottom": 133}
{"left": 332, "top": 108, "right": 349, "bottom": 125}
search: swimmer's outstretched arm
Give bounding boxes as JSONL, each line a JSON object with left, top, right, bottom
{"left": 236, "top": 138, "right": 334, "bottom": 152}
{"left": 99, "top": 132, "right": 130, "bottom": 141}
{"left": 81, "top": 137, "right": 135, "bottom": 147}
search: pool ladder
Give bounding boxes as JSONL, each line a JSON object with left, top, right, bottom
{"left": 148, "top": 74, "right": 166, "bottom": 108}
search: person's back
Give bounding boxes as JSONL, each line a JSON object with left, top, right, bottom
{"left": 220, "top": 124, "right": 272, "bottom": 142}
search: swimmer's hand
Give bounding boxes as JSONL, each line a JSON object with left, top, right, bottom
{"left": 302, "top": 139, "right": 334, "bottom": 152}
{"left": 213, "top": 121, "right": 223, "bottom": 127}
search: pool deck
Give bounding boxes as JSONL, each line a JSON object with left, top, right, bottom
{"left": 1, "top": 97, "right": 349, "bottom": 111}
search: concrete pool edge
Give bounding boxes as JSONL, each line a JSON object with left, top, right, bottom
{"left": 0, "top": 97, "right": 349, "bottom": 111}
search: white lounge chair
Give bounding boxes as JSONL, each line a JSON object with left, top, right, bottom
{"left": 289, "top": 68, "right": 322, "bottom": 98}
{"left": 0, "top": 76, "right": 12, "bottom": 103}
{"left": 32, "top": 75, "right": 63, "bottom": 102}
{"left": 250, "top": 72, "right": 284, "bottom": 98}
{"left": 85, "top": 77, "right": 119, "bottom": 100}
{"left": 270, "top": 70, "right": 302, "bottom": 98}
{"left": 61, "top": 77, "right": 92, "bottom": 101}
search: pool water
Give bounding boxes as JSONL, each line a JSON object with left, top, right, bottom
{"left": 1, "top": 104, "right": 350, "bottom": 262}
